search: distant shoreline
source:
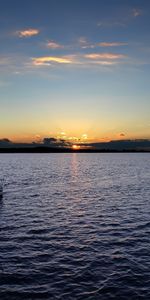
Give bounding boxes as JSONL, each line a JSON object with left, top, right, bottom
{"left": 0, "top": 147, "right": 149, "bottom": 153}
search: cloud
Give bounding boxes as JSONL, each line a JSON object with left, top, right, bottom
{"left": 78, "top": 37, "right": 88, "bottom": 47}
{"left": 0, "top": 139, "right": 12, "bottom": 146}
{"left": 97, "top": 42, "right": 128, "bottom": 47}
{"left": 84, "top": 53, "right": 126, "bottom": 60}
{"left": 43, "top": 138, "right": 57, "bottom": 144}
{"left": 31, "top": 52, "right": 126, "bottom": 67}
{"left": 78, "top": 37, "right": 95, "bottom": 49}
{"left": 43, "top": 138, "right": 69, "bottom": 147}
{"left": 77, "top": 37, "right": 128, "bottom": 49}
{"left": 82, "top": 52, "right": 127, "bottom": 66}
{"left": 132, "top": 8, "right": 142, "bottom": 18}
{"left": 97, "top": 8, "right": 142, "bottom": 28}
{"left": 47, "top": 41, "right": 63, "bottom": 49}
{"left": 97, "top": 21, "right": 126, "bottom": 28}
{"left": 32, "top": 56, "right": 73, "bottom": 66}
{"left": 90, "top": 61, "right": 117, "bottom": 66}
{"left": 77, "top": 37, "right": 128, "bottom": 50}
{"left": 16, "top": 28, "right": 39, "bottom": 38}
{"left": 120, "top": 133, "right": 125, "bottom": 137}
{"left": 35, "top": 134, "right": 41, "bottom": 138}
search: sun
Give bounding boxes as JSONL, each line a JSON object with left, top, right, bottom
{"left": 72, "top": 144, "right": 81, "bottom": 150}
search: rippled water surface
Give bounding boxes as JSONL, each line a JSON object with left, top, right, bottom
{"left": 0, "top": 153, "right": 150, "bottom": 300}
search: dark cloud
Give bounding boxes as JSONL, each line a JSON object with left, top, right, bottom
{"left": 43, "top": 137, "right": 69, "bottom": 148}
{"left": 43, "top": 138, "right": 57, "bottom": 145}
{"left": 0, "top": 138, "right": 12, "bottom": 146}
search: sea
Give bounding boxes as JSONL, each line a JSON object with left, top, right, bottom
{"left": 0, "top": 153, "right": 150, "bottom": 300}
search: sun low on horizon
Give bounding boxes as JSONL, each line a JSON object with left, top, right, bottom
{"left": 72, "top": 144, "right": 81, "bottom": 150}
{"left": 0, "top": 0, "right": 150, "bottom": 143}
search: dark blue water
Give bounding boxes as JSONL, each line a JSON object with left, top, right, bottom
{"left": 0, "top": 153, "right": 150, "bottom": 300}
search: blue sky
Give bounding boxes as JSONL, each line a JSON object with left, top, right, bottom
{"left": 0, "top": 0, "right": 150, "bottom": 142}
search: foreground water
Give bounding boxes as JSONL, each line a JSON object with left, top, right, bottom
{"left": 0, "top": 153, "right": 150, "bottom": 300}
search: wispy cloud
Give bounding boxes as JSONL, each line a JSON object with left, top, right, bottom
{"left": 0, "top": 50, "right": 129, "bottom": 73}
{"left": 31, "top": 52, "right": 127, "bottom": 67}
{"left": 97, "top": 42, "right": 128, "bottom": 47}
{"left": 78, "top": 37, "right": 127, "bottom": 49}
{"left": 132, "top": 8, "right": 142, "bottom": 18}
{"left": 47, "top": 40, "right": 63, "bottom": 49}
{"left": 16, "top": 28, "right": 40, "bottom": 38}
{"left": 78, "top": 37, "right": 95, "bottom": 49}
{"left": 97, "top": 8, "right": 142, "bottom": 28}
{"left": 90, "top": 61, "right": 117, "bottom": 66}
{"left": 32, "top": 56, "right": 73, "bottom": 66}
{"left": 78, "top": 37, "right": 88, "bottom": 47}
{"left": 97, "top": 21, "right": 126, "bottom": 28}
{"left": 84, "top": 53, "right": 126, "bottom": 60}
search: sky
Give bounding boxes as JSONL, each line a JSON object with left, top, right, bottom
{"left": 0, "top": 0, "right": 150, "bottom": 143}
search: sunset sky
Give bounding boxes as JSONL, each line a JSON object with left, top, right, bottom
{"left": 0, "top": 0, "right": 150, "bottom": 142}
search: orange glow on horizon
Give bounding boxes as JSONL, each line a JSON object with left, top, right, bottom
{"left": 72, "top": 144, "right": 81, "bottom": 150}
{"left": 1, "top": 129, "right": 149, "bottom": 144}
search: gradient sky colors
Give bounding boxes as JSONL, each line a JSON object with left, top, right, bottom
{"left": 0, "top": 0, "right": 150, "bottom": 142}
